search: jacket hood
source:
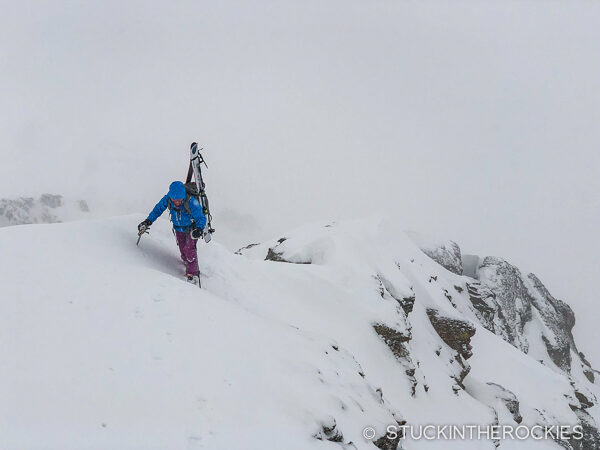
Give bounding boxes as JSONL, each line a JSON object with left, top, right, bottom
{"left": 168, "top": 181, "right": 186, "bottom": 200}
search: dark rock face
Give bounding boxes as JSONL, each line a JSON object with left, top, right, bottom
{"left": 580, "top": 354, "right": 599, "bottom": 386}
{"left": 373, "top": 324, "right": 418, "bottom": 395}
{"left": 264, "top": 238, "right": 312, "bottom": 264}
{"left": 373, "top": 324, "right": 411, "bottom": 359}
{"left": 574, "top": 391, "right": 594, "bottom": 410}
{"left": 407, "top": 232, "right": 463, "bottom": 275}
{"left": 465, "top": 281, "right": 497, "bottom": 332}
{"left": 459, "top": 254, "right": 600, "bottom": 448}
{"left": 315, "top": 418, "right": 344, "bottom": 443}
{"left": 421, "top": 240, "right": 463, "bottom": 275}
{"left": 566, "top": 408, "right": 600, "bottom": 450}
{"left": 466, "top": 282, "right": 495, "bottom": 314}
{"left": 542, "top": 335, "right": 572, "bottom": 374}
{"left": 528, "top": 273, "right": 576, "bottom": 373}
{"left": 486, "top": 383, "right": 523, "bottom": 424}
{"left": 39, "top": 194, "right": 63, "bottom": 208}
{"left": 579, "top": 353, "right": 596, "bottom": 384}
{"left": 426, "top": 309, "right": 475, "bottom": 390}
{"left": 477, "top": 257, "right": 533, "bottom": 352}
{"left": 399, "top": 294, "right": 416, "bottom": 316}
{"left": 451, "top": 355, "right": 471, "bottom": 390}
{"left": 426, "top": 308, "right": 476, "bottom": 360}
{"left": 471, "top": 257, "right": 593, "bottom": 377}
{"left": 564, "top": 390, "right": 596, "bottom": 448}
{"left": 235, "top": 243, "right": 260, "bottom": 255}
{"left": 374, "top": 422, "right": 405, "bottom": 450}
{"left": 265, "top": 248, "right": 294, "bottom": 263}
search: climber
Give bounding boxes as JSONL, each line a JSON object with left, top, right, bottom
{"left": 138, "top": 181, "right": 206, "bottom": 286}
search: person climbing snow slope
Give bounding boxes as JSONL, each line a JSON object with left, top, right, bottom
{"left": 138, "top": 181, "right": 206, "bottom": 286}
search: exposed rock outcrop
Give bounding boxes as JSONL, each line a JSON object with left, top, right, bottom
{"left": 374, "top": 421, "right": 405, "bottom": 450}
{"left": 376, "top": 273, "right": 415, "bottom": 316}
{"left": 486, "top": 382, "right": 523, "bottom": 424}
{"left": 466, "top": 256, "right": 594, "bottom": 379}
{"left": 230, "top": 221, "right": 599, "bottom": 448}
{"left": 476, "top": 257, "right": 533, "bottom": 352}
{"left": 39, "top": 194, "right": 63, "bottom": 208}
{"left": 426, "top": 309, "right": 476, "bottom": 390}
{"left": 527, "top": 273, "right": 576, "bottom": 373}
{"left": 579, "top": 353, "right": 597, "bottom": 384}
{"left": 457, "top": 254, "right": 600, "bottom": 448}
{"left": 426, "top": 308, "right": 476, "bottom": 360}
{"left": 373, "top": 324, "right": 411, "bottom": 359}
{"left": 570, "top": 408, "right": 600, "bottom": 450}
{"left": 465, "top": 281, "right": 497, "bottom": 331}
{"left": 315, "top": 418, "right": 344, "bottom": 443}
{"left": 407, "top": 232, "right": 463, "bottom": 275}
{"left": 234, "top": 243, "right": 260, "bottom": 255}
{"left": 423, "top": 240, "right": 463, "bottom": 275}
{"left": 264, "top": 237, "right": 312, "bottom": 264}
{"left": 0, "top": 194, "right": 89, "bottom": 227}
{"left": 374, "top": 323, "right": 418, "bottom": 395}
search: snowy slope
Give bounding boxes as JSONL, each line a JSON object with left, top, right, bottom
{"left": 1, "top": 216, "right": 598, "bottom": 450}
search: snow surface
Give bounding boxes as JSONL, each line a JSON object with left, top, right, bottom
{"left": 1, "top": 216, "right": 597, "bottom": 449}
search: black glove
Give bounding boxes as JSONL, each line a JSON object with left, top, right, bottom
{"left": 138, "top": 219, "right": 152, "bottom": 232}
{"left": 190, "top": 227, "right": 204, "bottom": 240}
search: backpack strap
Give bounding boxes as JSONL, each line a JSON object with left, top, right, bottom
{"left": 167, "top": 195, "right": 191, "bottom": 213}
{"left": 167, "top": 189, "right": 196, "bottom": 228}
{"left": 183, "top": 193, "right": 193, "bottom": 216}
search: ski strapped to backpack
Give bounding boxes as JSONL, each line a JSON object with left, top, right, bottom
{"left": 185, "top": 142, "right": 215, "bottom": 242}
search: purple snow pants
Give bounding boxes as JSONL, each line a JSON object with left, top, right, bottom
{"left": 175, "top": 230, "right": 198, "bottom": 276}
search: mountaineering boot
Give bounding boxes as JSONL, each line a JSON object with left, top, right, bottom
{"left": 186, "top": 273, "right": 201, "bottom": 287}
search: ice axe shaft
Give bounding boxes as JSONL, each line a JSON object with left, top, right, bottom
{"left": 136, "top": 228, "right": 149, "bottom": 246}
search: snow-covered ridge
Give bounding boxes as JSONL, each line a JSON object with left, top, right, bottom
{"left": 407, "top": 236, "right": 598, "bottom": 384}
{"left": 241, "top": 220, "right": 600, "bottom": 449}
{"left": 2, "top": 216, "right": 599, "bottom": 449}
{"left": 0, "top": 193, "right": 90, "bottom": 227}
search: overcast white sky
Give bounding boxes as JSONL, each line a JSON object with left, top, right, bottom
{"left": 1, "top": 0, "right": 599, "bottom": 363}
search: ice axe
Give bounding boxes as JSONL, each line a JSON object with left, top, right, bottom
{"left": 136, "top": 226, "right": 149, "bottom": 246}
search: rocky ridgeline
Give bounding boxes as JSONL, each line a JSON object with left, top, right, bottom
{"left": 462, "top": 255, "right": 595, "bottom": 381}
{"left": 240, "top": 224, "right": 599, "bottom": 449}
{"left": 409, "top": 234, "right": 596, "bottom": 379}
{"left": 411, "top": 235, "right": 600, "bottom": 449}
{"left": 0, "top": 194, "right": 89, "bottom": 227}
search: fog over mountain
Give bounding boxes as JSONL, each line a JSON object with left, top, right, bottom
{"left": 1, "top": 0, "right": 599, "bottom": 372}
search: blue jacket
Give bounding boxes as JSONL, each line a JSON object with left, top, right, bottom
{"left": 147, "top": 192, "right": 207, "bottom": 232}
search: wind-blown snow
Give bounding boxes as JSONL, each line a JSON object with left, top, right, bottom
{"left": 1, "top": 216, "right": 597, "bottom": 449}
